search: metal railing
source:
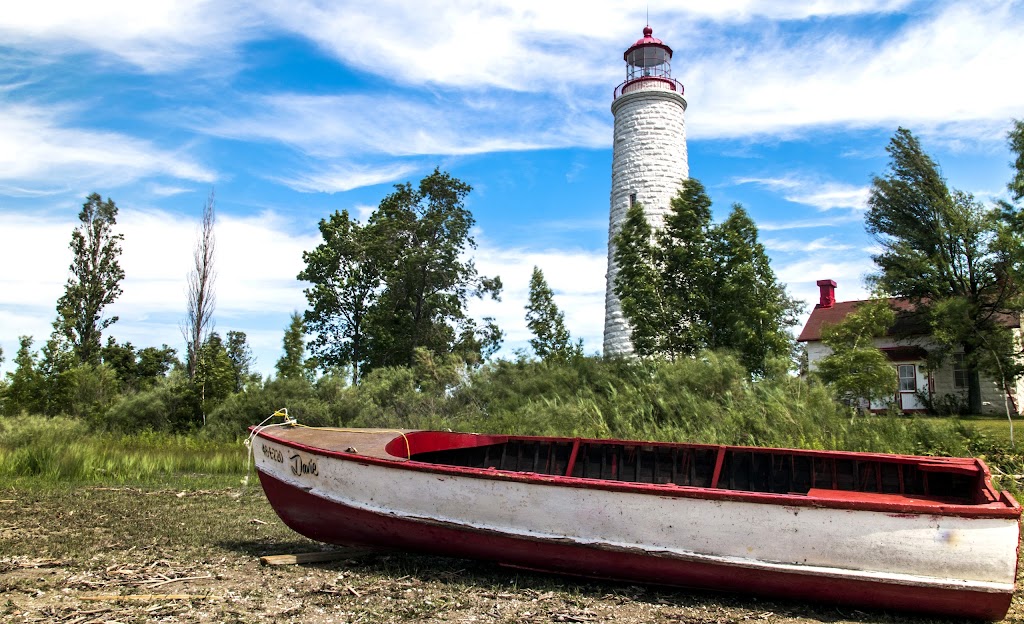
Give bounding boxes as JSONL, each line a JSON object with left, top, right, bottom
{"left": 613, "top": 77, "right": 685, "bottom": 100}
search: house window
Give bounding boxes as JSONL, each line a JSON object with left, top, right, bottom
{"left": 898, "top": 365, "right": 916, "bottom": 392}
{"left": 953, "top": 354, "right": 967, "bottom": 389}
{"left": 629, "top": 193, "right": 637, "bottom": 207}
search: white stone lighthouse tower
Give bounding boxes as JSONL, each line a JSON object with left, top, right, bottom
{"left": 603, "top": 26, "right": 689, "bottom": 357}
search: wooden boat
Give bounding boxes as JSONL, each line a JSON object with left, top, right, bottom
{"left": 250, "top": 425, "right": 1020, "bottom": 619}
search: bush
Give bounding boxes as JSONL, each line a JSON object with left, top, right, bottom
{"left": 100, "top": 379, "right": 200, "bottom": 433}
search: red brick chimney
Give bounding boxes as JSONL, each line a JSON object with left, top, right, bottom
{"left": 816, "top": 279, "right": 837, "bottom": 308}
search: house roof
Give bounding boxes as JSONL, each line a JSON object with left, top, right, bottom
{"left": 797, "top": 298, "right": 1019, "bottom": 342}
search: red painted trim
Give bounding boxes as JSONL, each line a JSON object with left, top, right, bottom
{"left": 564, "top": 438, "right": 581, "bottom": 477}
{"left": 256, "top": 471, "right": 1013, "bottom": 620}
{"left": 253, "top": 429, "right": 1019, "bottom": 519}
{"left": 613, "top": 77, "right": 684, "bottom": 100}
{"left": 709, "top": 446, "right": 725, "bottom": 489}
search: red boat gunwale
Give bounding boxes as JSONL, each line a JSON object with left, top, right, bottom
{"left": 252, "top": 427, "right": 1020, "bottom": 519}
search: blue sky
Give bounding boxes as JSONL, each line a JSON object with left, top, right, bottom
{"left": 1, "top": 0, "right": 1023, "bottom": 377}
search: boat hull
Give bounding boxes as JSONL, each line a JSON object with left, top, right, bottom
{"left": 257, "top": 470, "right": 1012, "bottom": 619}
{"left": 252, "top": 429, "right": 1019, "bottom": 620}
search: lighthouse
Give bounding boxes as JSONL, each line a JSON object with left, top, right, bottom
{"left": 603, "top": 26, "right": 689, "bottom": 357}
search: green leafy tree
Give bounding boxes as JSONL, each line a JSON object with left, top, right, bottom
{"left": 54, "top": 193, "right": 125, "bottom": 366}
{"left": 101, "top": 338, "right": 177, "bottom": 393}
{"left": 525, "top": 266, "right": 581, "bottom": 361}
{"left": 135, "top": 345, "right": 178, "bottom": 386}
{"left": 299, "top": 210, "right": 376, "bottom": 385}
{"left": 658, "top": 179, "right": 716, "bottom": 357}
{"left": 1008, "top": 119, "right": 1024, "bottom": 203}
{"left": 614, "top": 179, "right": 800, "bottom": 373}
{"left": 613, "top": 202, "right": 667, "bottom": 357}
{"left": 276, "top": 312, "right": 311, "bottom": 382}
{"left": 194, "top": 332, "right": 236, "bottom": 421}
{"left": 3, "top": 336, "right": 42, "bottom": 415}
{"left": 814, "top": 299, "right": 898, "bottom": 409}
{"left": 866, "top": 128, "right": 1020, "bottom": 413}
{"left": 37, "top": 336, "right": 75, "bottom": 416}
{"left": 300, "top": 169, "right": 503, "bottom": 382}
{"left": 709, "top": 206, "right": 802, "bottom": 376}
{"left": 225, "top": 330, "right": 257, "bottom": 392}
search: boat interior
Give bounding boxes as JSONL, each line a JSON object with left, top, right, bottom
{"left": 405, "top": 435, "right": 986, "bottom": 504}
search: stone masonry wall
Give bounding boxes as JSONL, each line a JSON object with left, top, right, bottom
{"left": 604, "top": 88, "right": 688, "bottom": 357}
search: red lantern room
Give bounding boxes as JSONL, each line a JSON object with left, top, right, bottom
{"left": 615, "top": 26, "right": 685, "bottom": 100}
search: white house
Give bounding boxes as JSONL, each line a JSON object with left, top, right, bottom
{"left": 798, "top": 279, "right": 1023, "bottom": 415}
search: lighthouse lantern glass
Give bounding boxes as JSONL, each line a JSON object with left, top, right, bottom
{"left": 626, "top": 46, "right": 671, "bottom": 81}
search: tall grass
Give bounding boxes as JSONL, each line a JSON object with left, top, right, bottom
{"left": 0, "top": 415, "right": 247, "bottom": 485}
{"left": 4, "top": 351, "right": 1016, "bottom": 489}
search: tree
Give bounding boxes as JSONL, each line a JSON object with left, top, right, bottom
{"left": 300, "top": 169, "right": 503, "bottom": 382}
{"left": 183, "top": 191, "right": 216, "bottom": 381}
{"left": 614, "top": 179, "right": 800, "bottom": 373}
{"left": 814, "top": 299, "right": 898, "bottom": 410}
{"left": 866, "top": 128, "right": 1020, "bottom": 413}
{"left": 3, "top": 336, "right": 42, "bottom": 415}
{"left": 709, "top": 206, "right": 802, "bottom": 376}
{"left": 299, "top": 210, "right": 376, "bottom": 385}
{"left": 225, "top": 331, "right": 257, "bottom": 392}
{"left": 101, "top": 338, "right": 177, "bottom": 393}
{"left": 276, "top": 312, "right": 310, "bottom": 381}
{"left": 525, "top": 266, "right": 581, "bottom": 361}
{"left": 54, "top": 193, "right": 125, "bottom": 365}
{"left": 613, "top": 202, "right": 667, "bottom": 357}
{"left": 194, "top": 332, "right": 235, "bottom": 420}
{"left": 1008, "top": 119, "right": 1024, "bottom": 203}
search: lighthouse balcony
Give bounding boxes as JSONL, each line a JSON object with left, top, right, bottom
{"left": 614, "top": 77, "right": 684, "bottom": 100}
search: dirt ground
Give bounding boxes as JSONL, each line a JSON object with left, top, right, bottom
{"left": 1, "top": 483, "right": 1022, "bottom": 624}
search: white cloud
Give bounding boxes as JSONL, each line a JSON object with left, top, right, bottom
{"left": 263, "top": 1, "right": 914, "bottom": 91}
{"left": 200, "top": 93, "right": 609, "bottom": 160}
{"left": 689, "top": 1, "right": 1024, "bottom": 141}
{"left": 763, "top": 236, "right": 856, "bottom": 253}
{"left": 471, "top": 242, "right": 607, "bottom": 353}
{"left": 0, "top": 0, "right": 256, "bottom": 72}
{"left": 736, "top": 176, "right": 871, "bottom": 211}
{"left": 0, "top": 207, "right": 316, "bottom": 377}
{"left": 272, "top": 162, "right": 422, "bottom": 194}
{"left": 757, "top": 215, "right": 865, "bottom": 231}
{"left": 0, "top": 207, "right": 612, "bottom": 374}
{"left": 0, "top": 103, "right": 215, "bottom": 194}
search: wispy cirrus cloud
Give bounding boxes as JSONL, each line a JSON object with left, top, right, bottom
{"left": 0, "top": 102, "right": 215, "bottom": 193}
{"left": 689, "top": 1, "right": 1024, "bottom": 141}
{"left": 270, "top": 161, "right": 423, "bottom": 194}
{"left": 736, "top": 176, "right": 871, "bottom": 211}
{"left": 0, "top": 0, "right": 257, "bottom": 72}
{"left": 196, "top": 93, "right": 610, "bottom": 159}
{"left": 763, "top": 236, "right": 857, "bottom": 253}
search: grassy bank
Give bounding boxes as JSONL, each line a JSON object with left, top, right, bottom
{"left": 0, "top": 415, "right": 247, "bottom": 487}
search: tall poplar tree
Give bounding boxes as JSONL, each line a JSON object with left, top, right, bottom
{"left": 183, "top": 191, "right": 216, "bottom": 381}
{"left": 866, "top": 127, "right": 1019, "bottom": 413}
{"left": 55, "top": 193, "right": 125, "bottom": 365}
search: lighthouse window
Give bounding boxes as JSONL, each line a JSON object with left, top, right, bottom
{"left": 629, "top": 193, "right": 637, "bottom": 207}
